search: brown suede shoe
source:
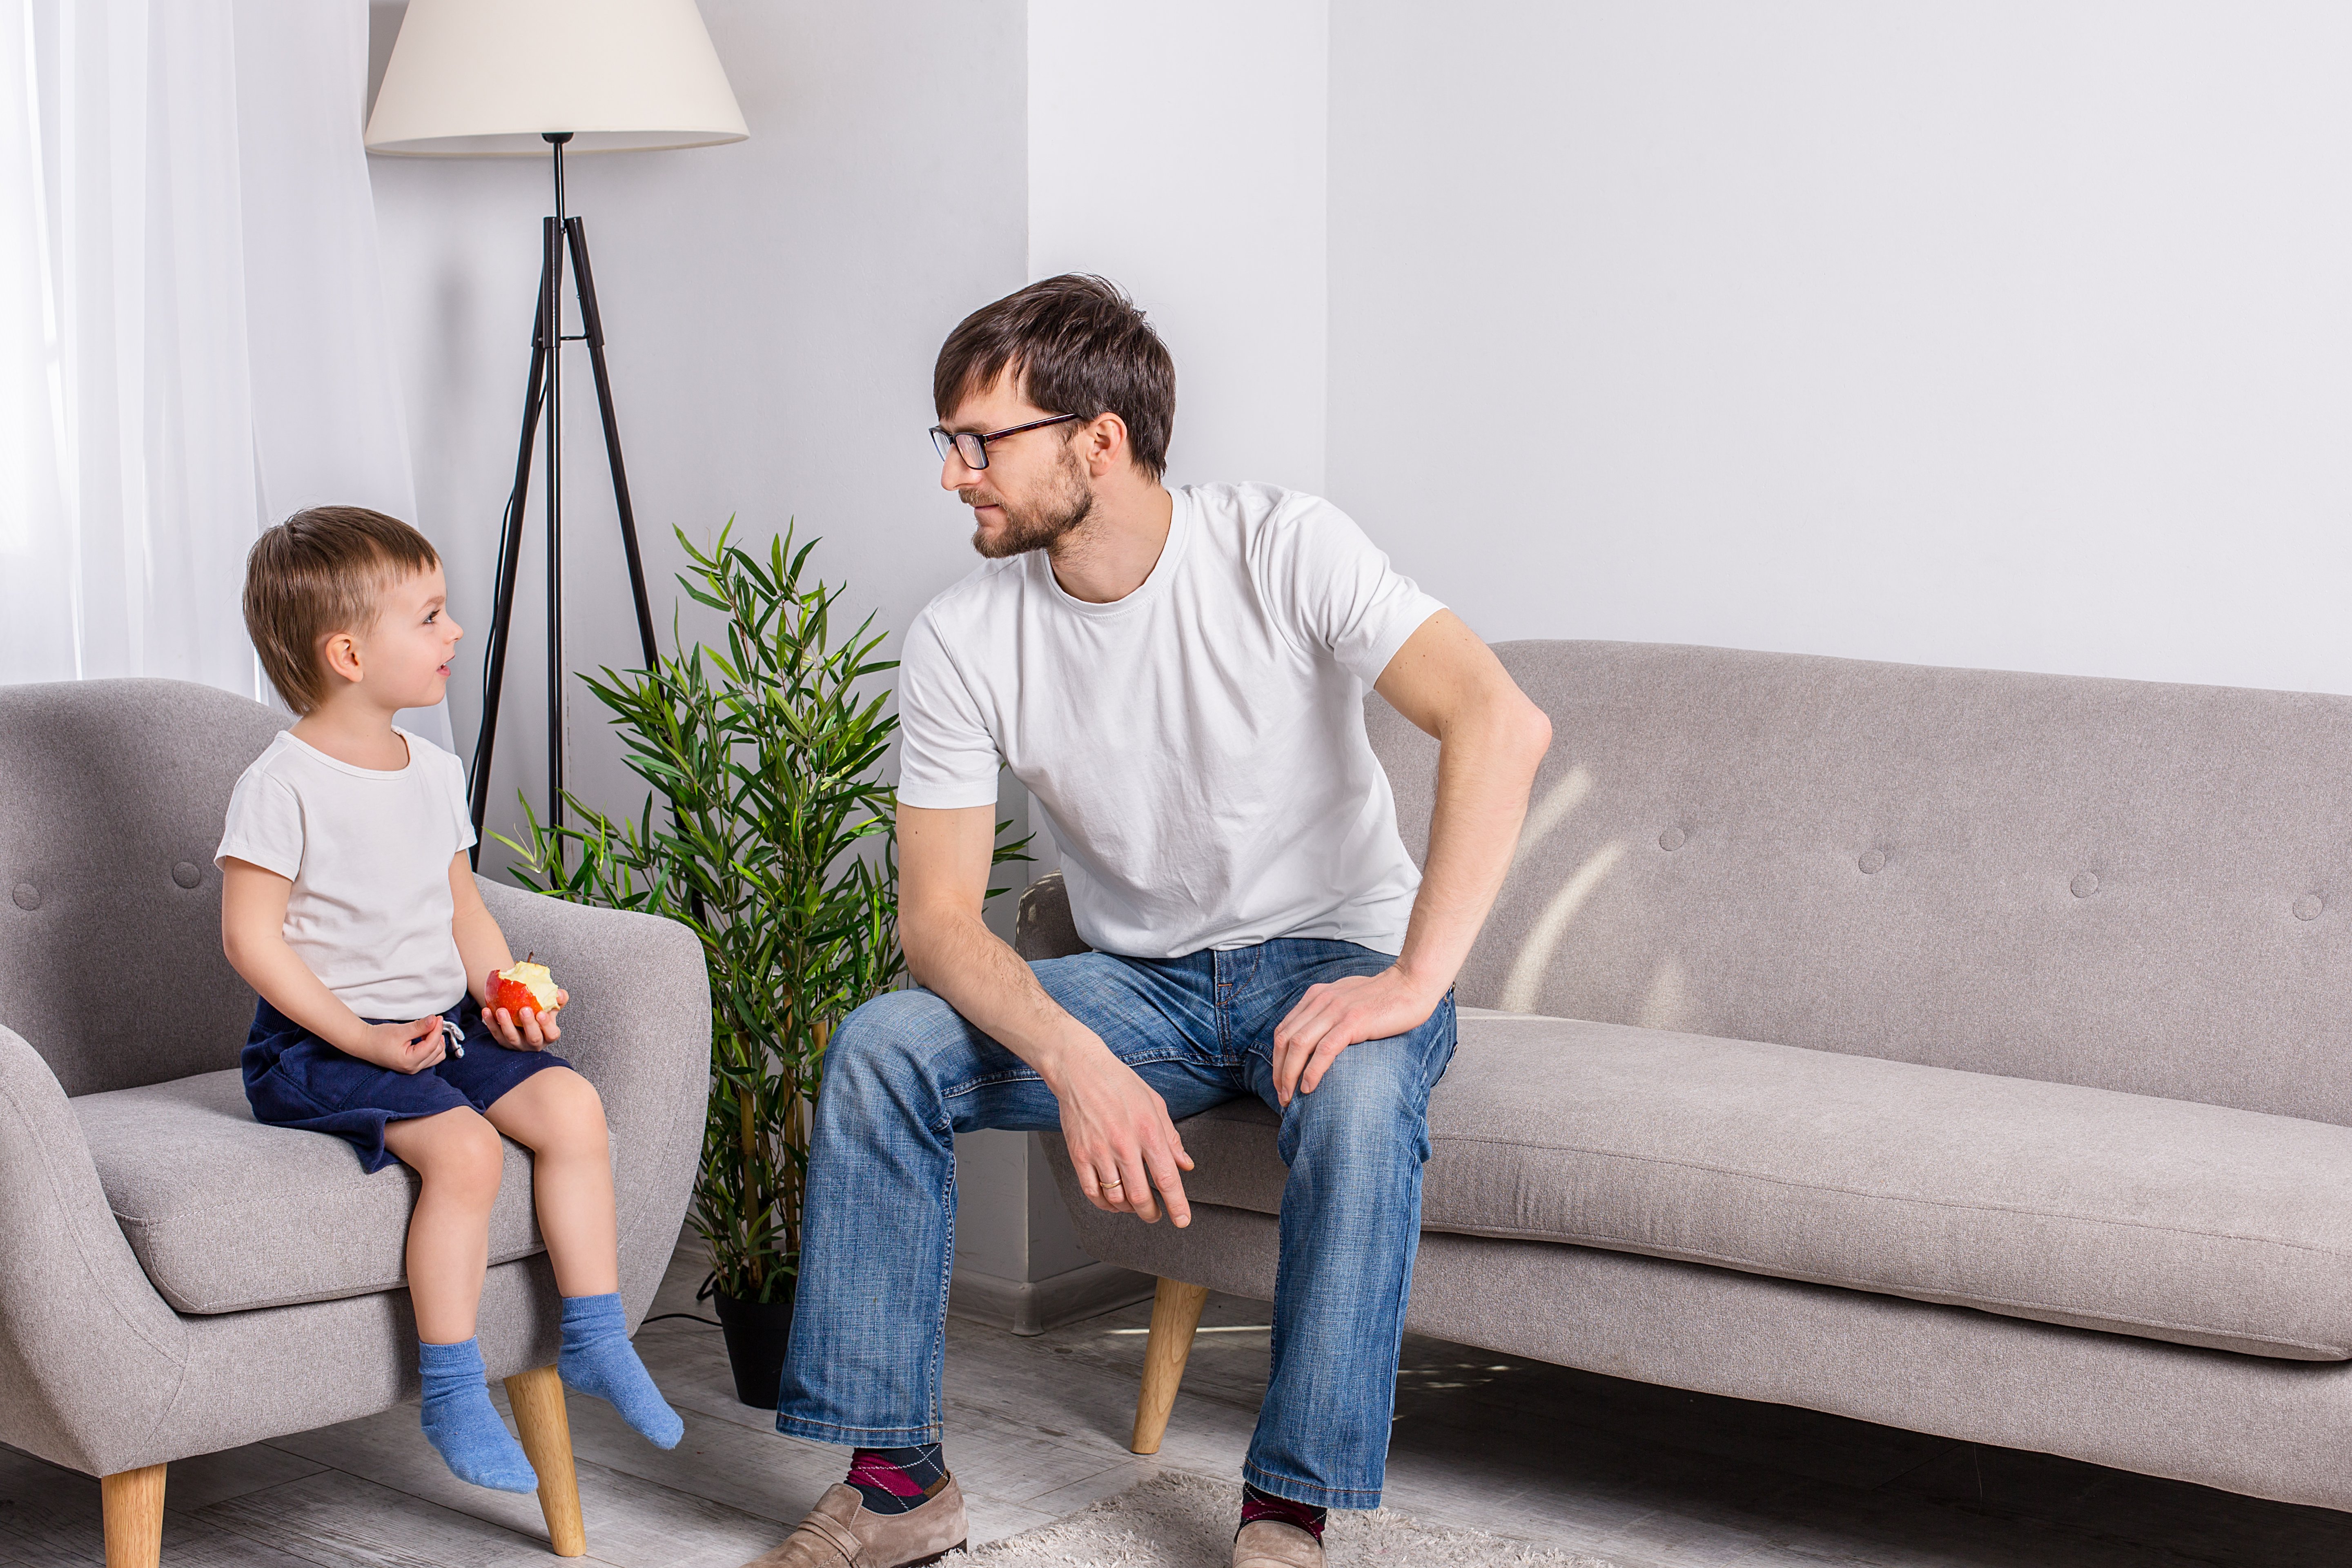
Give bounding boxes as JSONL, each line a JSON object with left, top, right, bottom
{"left": 739, "top": 1477, "right": 967, "bottom": 1568}
{"left": 1233, "top": 1518, "right": 1325, "bottom": 1568}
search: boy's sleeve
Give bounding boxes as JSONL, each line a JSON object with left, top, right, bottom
{"left": 895, "top": 609, "right": 1004, "bottom": 811}
{"left": 1262, "top": 495, "right": 1447, "bottom": 686}
{"left": 215, "top": 768, "right": 303, "bottom": 880}
{"left": 443, "top": 746, "right": 478, "bottom": 855}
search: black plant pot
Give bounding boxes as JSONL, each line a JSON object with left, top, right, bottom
{"left": 713, "top": 1290, "right": 796, "bottom": 1409}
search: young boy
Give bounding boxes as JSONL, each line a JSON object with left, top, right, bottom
{"left": 216, "top": 505, "right": 681, "bottom": 1493}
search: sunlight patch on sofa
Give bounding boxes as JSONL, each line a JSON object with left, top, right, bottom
{"left": 1636, "top": 955, "right": 1688, "bottom": 1031}
{"left": 1511, "top": 765, "right": 1594, "bottom": 869}
{"left": 1500, "top": 840, "right": 1624, "bottom": 1013}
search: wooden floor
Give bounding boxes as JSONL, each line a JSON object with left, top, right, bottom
{"left": 8, "top": 1240, "right": 2352, "bottom": 1566}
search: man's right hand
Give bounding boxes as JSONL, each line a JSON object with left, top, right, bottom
{"left": 352, "top": 1017, "right": 446, "bottom": 1075}
{"left": 895, "top": 806, "right": 1195, "bottom": 1225}
{"left": 1052, "top": 1041, "right": 1194, "bottom": 1227}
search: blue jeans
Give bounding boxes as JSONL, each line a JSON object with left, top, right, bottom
{"left": 775, "top": 938, "right": 1458, "bottom": 1510}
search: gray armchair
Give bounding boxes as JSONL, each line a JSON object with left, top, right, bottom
{"left": 0, "top": 679, "right": 710, "bottom": 1566}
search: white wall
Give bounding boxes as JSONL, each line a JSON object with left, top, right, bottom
{"left": 1027, "top": 0, "right": 1327, "bottom": 496}
{"left": 1327, "top": 2, "right": 2352, "bottom": 695}
{"left": 368, "top": 0, "right": 1029, "bottom": 864}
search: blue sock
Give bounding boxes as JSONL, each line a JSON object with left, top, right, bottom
{"left": 418, "top": 1337, "right": 538, "bottom": 1494}
{"left": 558, "top": 1292, "right": 683, "bottom": 1449}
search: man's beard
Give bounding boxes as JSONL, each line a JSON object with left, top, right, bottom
{"left": 965, "top": 449, "right": 1094, "bottom": 559}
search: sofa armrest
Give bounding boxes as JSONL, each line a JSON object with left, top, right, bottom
{"left": 0, "top": 1025, "right": 187, "bottom": 1474}
{"left": 476, "top": 878, "right": 709, "bottom": 1326}
{"left": 1015, "top": 871, "right": 1089, "bottom": 962}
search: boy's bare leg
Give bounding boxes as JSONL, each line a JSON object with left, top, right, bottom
{"left": 383, "top": 1106, "right": 539, "bottom": 1491}
{"left": 483, "top": 1067, "right": 617, "bottom": 1294}
{"left": 383, "top": 1106, "right": 505, "bottom": 1341}
{"left": 488, "top": 1066, "right": 680, "bottom": 1447}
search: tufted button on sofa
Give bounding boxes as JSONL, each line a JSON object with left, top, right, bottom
{"left": 0, "top": 678, "right": 710, "bottom": 1564}
{"left": 1024, "top": 640, "right": 2352, "bottom": 1511}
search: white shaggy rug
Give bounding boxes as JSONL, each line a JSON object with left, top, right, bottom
{"left": 951, "top": 1472, "right": 1619, "bottom": 1567}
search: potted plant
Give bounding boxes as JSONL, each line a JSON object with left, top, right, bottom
{"left": 503, "top": 523, "right": 1022, "bottom": 1406}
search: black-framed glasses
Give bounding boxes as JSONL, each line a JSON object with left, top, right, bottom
{"left": 929, "top": 413, "right": 1080, "bottom": 470}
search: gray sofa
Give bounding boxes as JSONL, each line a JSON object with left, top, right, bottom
{"left": 0, "top": 678, "right": 710, "bottom": 1564}
{"left": 1020, "top": 639, "right": 2352, "bottom": 1512}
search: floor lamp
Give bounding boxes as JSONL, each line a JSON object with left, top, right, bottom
{"left": 364, "top": 0, "right": 748, "bottom": 863}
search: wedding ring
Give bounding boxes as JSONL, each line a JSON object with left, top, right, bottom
{"left": 1100, "top": 1176, "right": 1123, "bottom": 1190}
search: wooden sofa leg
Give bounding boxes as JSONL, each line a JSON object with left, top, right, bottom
{"left": 1131, "top": 1278, "right": 1210, "bottom": 1454}
{"left": 101, "top": 1462, "right": 166, "bottom": 1568}
{"left": 504, "top": 1364, "right": 588, "bottom": 1557}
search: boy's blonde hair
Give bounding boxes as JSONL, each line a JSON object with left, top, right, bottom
{"left": 243, "top": 506, "right": 441, "bottom": 715}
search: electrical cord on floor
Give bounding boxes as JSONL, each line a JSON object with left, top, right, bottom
{"left": 637, "top": 1271, "right": 741, "bottom": 1329}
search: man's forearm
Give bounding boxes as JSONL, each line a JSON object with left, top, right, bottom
{"left": 902, "top": 906, "right": 1101, "bottom": 1091}
{"left": 1394, "top": 696, "right": 1551, "bottom": 998}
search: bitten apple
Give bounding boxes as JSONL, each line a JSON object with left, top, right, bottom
{"left": 488, "top": 954, "right": 563, "bottom": 1020}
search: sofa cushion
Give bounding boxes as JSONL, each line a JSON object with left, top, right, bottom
{"left": 72, "top": 1069, "right": 545, "bottom": 1314}
{"left": 1178, "top": 1009, "right": 2352, "bottom": 1360}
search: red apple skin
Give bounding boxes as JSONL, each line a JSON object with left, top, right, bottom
{"left": 487, "top": 972, "right": 561, "bottom": 1019}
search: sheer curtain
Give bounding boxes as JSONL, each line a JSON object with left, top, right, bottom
{"left": 0, "top": 0, "right": 450, "bottom": 748}
{"left": 1, "top": 0, "right": 254, "bottom": 692}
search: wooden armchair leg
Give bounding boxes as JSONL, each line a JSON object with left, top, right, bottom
{"left": 101, "top": 1462, "right": 165, "bottom": 1568}
{"left": 504, "top": 1364, "right": 588, "bottom": 1557}
{"left": 1130, "top": 1277, "right": 1210, "bottom": 1455}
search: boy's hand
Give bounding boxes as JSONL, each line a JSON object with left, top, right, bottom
{"left": 484, "top": 979, "right": 567, "bottom": 1051}
{"left": 354, "top": 1018, "right": 447, "bottom": 1075}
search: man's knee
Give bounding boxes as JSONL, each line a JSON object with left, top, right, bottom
{"left": 820, "top": 988, "right": 959, "bottom": 1105}
{"left": 1278, "top": 1043, "right": 1430, "bottom": 1163}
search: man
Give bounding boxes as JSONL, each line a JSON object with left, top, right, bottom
{"left": 751, "top": 276, "right": 1549, "bottom": 1568}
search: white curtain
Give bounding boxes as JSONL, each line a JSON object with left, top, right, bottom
{"left": 1, "top": 0, "right": 254, "bottom": 693}
{"left": 0, "top": 0, "right": 451, "bottom": 748}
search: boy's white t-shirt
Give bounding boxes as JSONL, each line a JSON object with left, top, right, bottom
{"left": 896, "top": 481, "right": 1445, "bottom": 960}
{"left": 214, "top": 727, "right": 477, "bottom": 1020}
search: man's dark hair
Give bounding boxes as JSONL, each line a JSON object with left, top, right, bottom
{"left": 933, "top": 274, "right": 1176, "bottom": 481}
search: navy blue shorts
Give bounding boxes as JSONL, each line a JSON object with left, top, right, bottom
{"left": 243, "top": 996, "right": 572, "bottom": 1173}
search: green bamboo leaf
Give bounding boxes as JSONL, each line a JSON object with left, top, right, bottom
{"left": 505, "top": 517, "right": 909, "bottom": 1295}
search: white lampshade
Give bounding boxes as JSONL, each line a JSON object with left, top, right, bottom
{"left": 365, "top": 0, "right": 748, "bottom": 157}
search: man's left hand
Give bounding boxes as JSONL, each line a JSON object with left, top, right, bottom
{"left": 1270, "top": 967, "right": 1444, "bottom": 1108}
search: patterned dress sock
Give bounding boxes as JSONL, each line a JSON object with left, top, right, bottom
{"left": 1241, "top": 1482, "right": 1328, "bottom": 1543}
{"left": 845, "top": 1444, "right": 951, "bottom": 1515}
{"left": 557, "top": 1292, "right": 685, "bottom": 1449}
{"left": 418, "top": 1337, "right": 539, "bottom": 1494}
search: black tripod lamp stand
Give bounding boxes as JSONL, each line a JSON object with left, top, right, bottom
{"left": 468, "top": 133, "right": 663, "bottom": 857}
{"left": 362, "top": 0, "right": 749, "bottom": 862}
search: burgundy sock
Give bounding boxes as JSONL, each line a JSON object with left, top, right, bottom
{"left": 1241, "top": 1482, "right": 1327, "bottom": 1542}
{"left": 845, "top": 1443, "right": 949, "bottom": 1516}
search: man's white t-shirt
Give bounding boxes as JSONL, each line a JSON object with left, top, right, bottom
{"left": 214, "top": 727, "right": 477, "bottom": 1020}
{"left": 896, "top": 482, "right": 1445, "bottom": 960}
